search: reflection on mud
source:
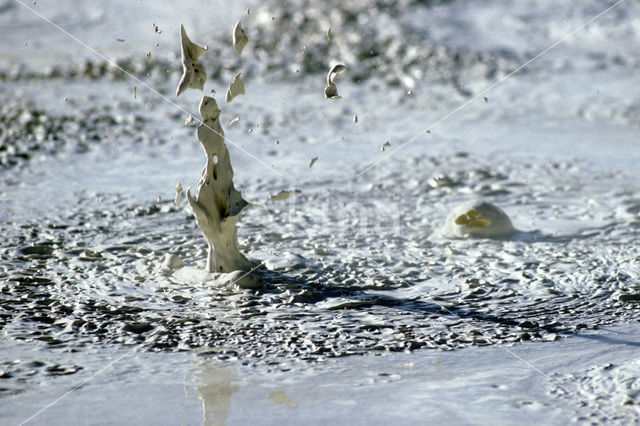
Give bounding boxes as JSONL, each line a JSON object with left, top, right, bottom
{"left": 192, "top": 358, "right": 238, "bottom": 426}
{"left": 268, "top": 390, "right": 298, "bottom": 408}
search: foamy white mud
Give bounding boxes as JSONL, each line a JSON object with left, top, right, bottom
{"left": 1, "top": 0, "right": 639, "bottom": 424}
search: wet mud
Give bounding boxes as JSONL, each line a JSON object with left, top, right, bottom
{"left": 1, "top": 0, "right": 639, "bottom": 402}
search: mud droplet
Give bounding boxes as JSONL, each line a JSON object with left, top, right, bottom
{"left": 324, "top": 83, "right": 339, "bottom": 99}
{"left": 233, "top": 21, "right": 249, "bottom": 55}
{"left": 381, "top": 141, "right": 391, "bottom": 151}
{"left": 484, "top": 96, "right": 488, "bottom": 103}
{"left": 226, "top": 73, "right": 245, "bottom": 103}
{"left": 325, "top": 64, "right": 345, "bottom": 99}
{"left": 176, "top": 25, "right": 208, "bottom": 97}
{"left": 146, "top": 51, "right": 152, "bottom": 62}
{"left": 309, "top": 157, "right": 318, "bottom": 168}
{"left": 269, "top": 189, "right": 301, "bottom": 201}
{"left": 354, "top": 114, "right": 358, "bottom": 123}
{"left": 174, "top": 182, "right": 183, "bottom": 207}
{"left": 184, "top": 115, "right": 197, "bottom": 127}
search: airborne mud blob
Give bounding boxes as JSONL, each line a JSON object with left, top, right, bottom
{"left": 325, "top": 63, "right": 345, "bottom": 99}
{"left": 232, "top": 20, "right": 249, "bottom": 55}
{"left": 226, "top": 73, "right": 245, "bottom": 103}
{"left": 176, "top": 25, "right": 207, "bottom": 97}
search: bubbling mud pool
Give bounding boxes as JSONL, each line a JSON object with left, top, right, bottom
{"left": 2, "top": 124, "right": 639, "bottom": 375}
{"left": 1, "top": 1, "right": 640, "bottom": 416}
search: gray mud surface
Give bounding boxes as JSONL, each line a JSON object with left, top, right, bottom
{"left": 1, "top": 0, "right": 639, "bottom": 401}
{"left": 2, "top": 129, "right": 639, "bottom": 375}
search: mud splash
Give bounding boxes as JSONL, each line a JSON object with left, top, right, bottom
{"left": 1, "top": 148, "right": 638, "bottom": 379}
